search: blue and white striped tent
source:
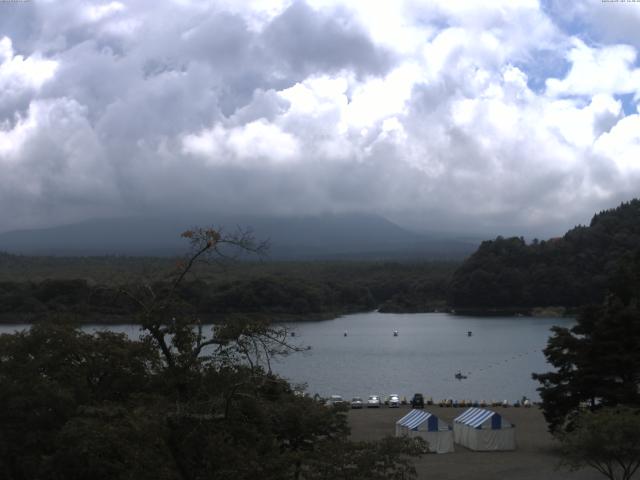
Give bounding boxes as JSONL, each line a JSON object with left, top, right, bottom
{"left": 453, "top": 408, "right": 516, "bottom": 451}
{"left": 395, "top": 410, "right": 454, "bottom": 453}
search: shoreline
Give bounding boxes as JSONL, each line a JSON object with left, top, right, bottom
{"left": 0, "top": 306, "right": 576, "bottom": 325}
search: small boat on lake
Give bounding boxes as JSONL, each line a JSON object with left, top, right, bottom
{"left": 393, "top": 330, "right": 398, "bottom": 337}
{"left": 344, "top": 331, "right": 348, "bottom": 337}
{"left": 467, "top": 331, "right": 472, "bottom": 337}
{"left": 455, "top": 371, "right": 468, "bottom": 380}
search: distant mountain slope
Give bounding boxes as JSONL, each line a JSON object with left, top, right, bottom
{"left": 0, "top": 213, "right": 478, "bottom": 260}
{"left": 449, "top": 199, "right": 640, "bottom": 309}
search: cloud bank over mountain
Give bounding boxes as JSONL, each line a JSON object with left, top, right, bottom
{"left": 1, "top": 0, "right": 639, "bottom": 236}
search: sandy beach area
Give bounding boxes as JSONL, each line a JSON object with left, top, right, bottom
{"left": 348, "top": 405, "right": 605, "bottom": 480}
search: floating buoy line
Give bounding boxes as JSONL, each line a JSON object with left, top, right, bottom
{"left": 443, "top": 349, "right": 541, "bottom": 382}
{"left": 336, "top": 330, "right": 541, "bottom": 383}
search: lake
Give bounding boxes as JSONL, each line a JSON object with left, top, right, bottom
{"left": 0, "top": 312, "right": 571, "bottom": 402}
{"left": 274, "top": 312, "right": 572, "bottom": 402}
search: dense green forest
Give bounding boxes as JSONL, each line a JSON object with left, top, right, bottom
{"left": 531, "top": 252, "right": 640, "bottom": 480}
{"left": 0, "top": 228, "right": 425, "bottom": 479}
{"left": 449, "top": 200, "right": 640, "bottom": 311}
{"left": 3, "top": 199, "right": 640, "bottom": 321}
{"left": 0, "top": 256, "right": 455, "bottom": 322}
{"left": 533, "top": 251, "right": 640, "bottom": 432}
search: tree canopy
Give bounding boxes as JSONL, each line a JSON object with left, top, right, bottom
{"left": 0, "top": 227, "right": 425, "bottom": 480}
{"left": 0, "top": 259, "right": 454, "bottom": 322}
{"left": 558, "top": 406, "right": 640, "bottom": 480}
{"left": 450, "top": 199, "right": 640, "bottom": 310}
{"left": 533, "top": 251, "right": 640, "bottom": 433}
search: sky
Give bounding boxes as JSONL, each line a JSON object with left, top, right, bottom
{"left": 0, "top": 0, "right": 639, "bottom": 237}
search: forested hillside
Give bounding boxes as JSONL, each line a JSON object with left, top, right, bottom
{"left": 0, "top": 258, "right": 454, "bottom": 322}
{"left": 449, "top": 200, "right": 640, "bottom": 309}
{"left": 0, "top": 229, "right": 425, "bottom": 480}
{"left": 4, "top": 200, "right": 639, "bottom": 320}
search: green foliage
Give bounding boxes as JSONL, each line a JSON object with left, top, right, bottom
{"left": 559, "top": 407, "right": 640, "bottom": 480}
{"left": 533, "top": 253, "right": 640, "bottom": 432}
{"left": 0, "top": 261, "right": 456, "bottom": 321}
{"left": 0, "top": 323, "right": 160, "bottom": 480}
{"left": 450, "top": 199, "right": 640, "bottom": 309}
{"left": 0, "top": 228, "right": 426, "bottom": 479}
{"left": 0, "top": 319, "right": 423, "bottom": 479}
{"left": 305, "top": 436, "right": 425, "bottom": 480}
{"left": 51, "top": 404, "right": 176, "bottom": 480}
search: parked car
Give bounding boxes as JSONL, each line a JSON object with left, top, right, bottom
{"left": 388, "top": 394, "right": 400, "bottom": 407}
{"left": 351, "top": 397, "right": 364, "bottom": 409}
{"left": 411, "top": 393, "right": 425, "bottom": 409}
{"left": 367, "top": 395, "right": 382, "bottom": 408}
{"left": 327, "top": 395, "right": 345, "bottom": 407}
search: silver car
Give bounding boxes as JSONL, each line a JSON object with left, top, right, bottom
{"left": 367, "top": 395, "right": 382, "bottom": 408}
{"left": 351, "top": 397, "right": 364, "bottom": 409}
{"left": 388, "top": 394, "right": 400, "bottom": 407}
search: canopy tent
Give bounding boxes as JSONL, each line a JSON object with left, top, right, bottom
{"left": 395, "top": 409, "right": 454, "bottom": 454}
{"left": 453, "top": 407, "right": 516, "bottom": 451}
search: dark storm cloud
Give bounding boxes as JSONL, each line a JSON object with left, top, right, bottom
{"left": 263, "top": 1, "right": 394, "bottom": 78}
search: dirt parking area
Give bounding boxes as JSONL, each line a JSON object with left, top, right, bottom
{"left": 348, "top": 406, "right": 604, "bottom": 480}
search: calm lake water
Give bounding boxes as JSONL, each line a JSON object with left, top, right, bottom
{"left": 274, "top": 312, "right": 573, "bottom": 402}
{"left": 0, "top": 312, "right": 572, "bottom": 402}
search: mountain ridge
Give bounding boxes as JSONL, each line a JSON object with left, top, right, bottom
{"left": 0, "top": 213, "right": 479, "bottom": 260}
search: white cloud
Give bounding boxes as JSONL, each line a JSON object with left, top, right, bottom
{"left": 344, "top": 64, "right": 420, "bottom": 128}
{"left": 546, "top": 38, "right": 640, "bottom": 98}
{"left": 1, "top": 0, "right": 640, "bottom": 236}
{"left": 543, "top": 94, "right": 622, "bottom": 148}
{"left": 593, "top": 111, "right": 640, "bottom": 173}
{"left": 0, "top": 103, "right": 36, "bottom": 158}
{"left": 83, "top": 2, "right": 126, "bottom": 22}
{"left": 183, "top": 119, "right": 300, "bottom": 165}
{"left": 0, "top": 97, "right": 119, "bottom": 229}
{"left": 0, "top": 36, "right": 58, "bottom": 92}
